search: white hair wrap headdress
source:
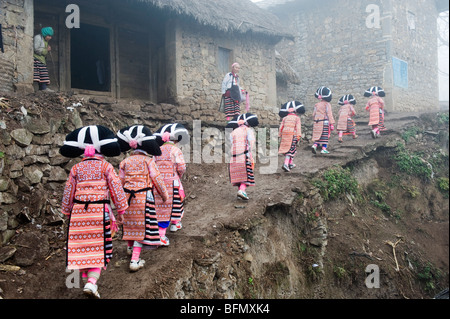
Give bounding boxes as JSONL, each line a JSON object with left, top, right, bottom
{"left": 63, "top": 125, "right": 117, "bottom": 153}
{"left": 116, "top": 125, "right": 156, "bottom": 148}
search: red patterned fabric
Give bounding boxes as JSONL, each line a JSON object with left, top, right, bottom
{"left": 366, "top": 96, "right": 385, "bottom": 126}
{"left": 153, "top": 143, "right": 187, "bottom": 223}
{"left": 62, "top": 156, "right": 128, "bottom": 270}
{"left": 229, "top": 125, "right": 255, "bottom": 186}
{"left": 312, "top": 101, "right": 335, "bottom": 142}
{"left": 278, "top": 113, "right": 302, "bottom": 155}
{"left": 337, "top": 104, "right": 356, "bottom": 132}
{"left": 119, "top": 153, "right": 168, "bottom": 242}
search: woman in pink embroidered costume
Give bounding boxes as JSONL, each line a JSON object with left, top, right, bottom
{"left": 227, "top": 113, "right": 259, "bottom": 200}
{"left": 116, "top": 125, "right": 169, "bottom": 272}
{"left": 365, "top": 87, "right": 386, "bottom": 139}
{"left": 60, "top": 125, "right": 129, "bottom": 299}
{"left": 153, "top": 123, "right": 189, "bottom": 246}
{"left": 221, "top": 62, "right": 248, "bottom": 120}
{"left": 278, "top": 101, "right": 305, "bottom": 172}
{"left": 312, "top": 86, "right": 335, "bottom": 154}
{"left": 337, "top": 94, "right": 358, "bottom": 143}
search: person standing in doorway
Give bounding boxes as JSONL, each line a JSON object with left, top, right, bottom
{"left": 33, "top": 27, "right": 54, "bottom": 92}
{"left": 221, "top": 62, "right": 247, "bottom": 121}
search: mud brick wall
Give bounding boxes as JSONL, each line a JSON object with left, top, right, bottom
{"left": 0, "top": 0, "right": 34, "bottom": 94}
{"left": 175, "top": 21, "right": 280, "bottom": 125}
{"left": 274, "top": 0, "right": 440, "bottom": 113}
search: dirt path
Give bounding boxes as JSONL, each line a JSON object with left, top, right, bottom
{"left": 0, "top": 110, "right": 441, "bottom": 299}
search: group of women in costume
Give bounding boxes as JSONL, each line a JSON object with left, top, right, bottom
{"left": 221, "top": 63, "right": 386, "bottom": 176}
{"left": 60, "top": 60, "right": 386, "bottom": 298}
{"left": 60, "top": 123, "right": 188, "bottom": 298}
{"left": 222, "top": 81, "right": 387, "bottom": 201}
{"left": 278, "top": 85, "right": 386, "bottom": 168}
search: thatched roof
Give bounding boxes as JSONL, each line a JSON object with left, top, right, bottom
{"left": 134, "top": 0, "right": 290, "bottom": 38}
{"left": 275, "top": 50, "right": 300, "bottom": 84}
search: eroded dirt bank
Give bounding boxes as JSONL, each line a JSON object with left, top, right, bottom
{"left": 0, "top": 92, "right": 448, "bottom": 299}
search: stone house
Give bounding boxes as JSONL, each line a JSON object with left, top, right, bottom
{"left": 0, "top": 0, "right": 290, "bottom": 123}
{"left": 261, "top": 0, "right": 449, "bottom": 112}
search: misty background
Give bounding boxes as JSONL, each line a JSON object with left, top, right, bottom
{"left": 252, "top": 0, "right": 449, "bottom": 104}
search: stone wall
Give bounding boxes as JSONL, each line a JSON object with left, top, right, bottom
{"left": 0, "top": 0, "right": 34, "bottom": 94}
{"left": 275, "top": 0, "right": 386, "bottom": 113}
{"left": 176, "top": 21, "right": 280, "bottom": 125}
{"left": 274, "top": 0, "right": 440, "bottom": 113}
{"left": 0, "top": 93, "right": 284, "bottom": 245}
{"left": 0, "top": 115, "right": 68, "bottom": 245}
{"left": 389, "top": 0, "right": 440, "bottom": 112}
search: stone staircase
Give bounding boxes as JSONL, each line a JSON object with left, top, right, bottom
{"left": 177, "top": 112, "right": 424, "bottom": 239}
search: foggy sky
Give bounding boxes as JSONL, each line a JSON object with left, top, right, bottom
{"left": 251, "top": 0, "right": 449, "bottom": 102}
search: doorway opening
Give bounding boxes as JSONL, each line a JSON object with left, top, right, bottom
{"left": 70, "top": 23, "right": 110, "bottom": 92}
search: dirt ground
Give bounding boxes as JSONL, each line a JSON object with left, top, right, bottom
{"left": 0, "top": 92, "right": 448, "bottom": 301}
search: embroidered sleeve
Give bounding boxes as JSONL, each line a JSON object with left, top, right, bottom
{"left": 173, "top": 148, "right": 187, "bottom": 178}
{"left": 148, "top": 160, "right": 169, "bottom": 202}
{"left": 279, "top": 117, "right": 285, "bottom": 136}
{"left": 61, "top": 167, "right": 77, "bottom": 216}
{"left": 326, "top": 103, "right": 335, "bottom": 125}
{"left": 296, "top": 116, "right": 302, "bottom": 138}
{"left": 378, "top": 97, "right": 385, "bottom": 109}
{"left": 118, "top": 160, "right": 126, "bottom": 186}
{"left": 104, "top": 162, "right": 128, "bottom": 212}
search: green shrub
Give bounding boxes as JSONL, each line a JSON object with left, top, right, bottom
{"left": 333, "top": 266, "right": 347, "bottom": 279}
{"left": 312, "top": 166, "right": 359, "bottom": 201}
{"left": 438, "top": 177, "right": 449, "bottom": 192}
{"left": 370, "top": 199, "right": 391, "bottom": 214}
{"left": 437, "top": 177, "right": 449, "bottom": 198}
{"left": 437, "top": 112, "right": 449, "bottom": 126}
{"left": 417, "top": 262, "right": 442, "bottom": 293}
{"left": 402, "top": 126, "right": 422, "bottom": 142}
{"left": 403, "top": 185, "right": 421, "bottom": 198}
{"left": 394, "top": 145, "right": 433, "bottom": 180}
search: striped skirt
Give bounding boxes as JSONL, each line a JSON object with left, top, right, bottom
{"left": 378, "top": 112, "right": 386, "bottom": 131}
{"left": 224, "top": 96, "right": 241, "bottom": 117}
{"left": 170, "top": 186, "right": 185, "bottom": 224}
{"left": 66, "top": 204, "right": 113, "bottom": 270}
{"left": 229, "top": 153, "right": 255, "bottom": 187}
{"left": 138, "top": 190, "right": 161, "bottom": 246}
{"left": 104, "top": 211, "right": 114, "bottom": 264}
{"left": 33, "top": 58, "right": 50, "bottom": 84}
{"left": 285, "top": 137, "right": 299, "bottom": 158}
{"left": 342, "top": 118, "right": 356, "bottom": 135}
{"left": 317, "top": 121, "right": 330, "bottom": 144}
